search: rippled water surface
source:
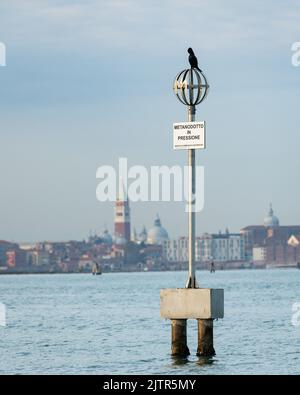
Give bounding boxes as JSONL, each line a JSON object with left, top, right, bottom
{"left": 0, "top": 269, "right": 299, "bottom": 374}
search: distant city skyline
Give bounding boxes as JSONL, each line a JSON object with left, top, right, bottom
{"left": 0, "top": 0, "right": 300, "bottom": 242}
{"left": 15, "top": 202, "right": 280, "bottom": 244}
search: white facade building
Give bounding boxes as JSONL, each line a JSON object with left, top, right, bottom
{"left": 163, "top": 231, "right": 244, "bottom": 262}
{"left": 212, "top": 232, "right": 243, "bottom": 261}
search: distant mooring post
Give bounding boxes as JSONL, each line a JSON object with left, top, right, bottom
{"left": 160, "top": 51, "right": 224, "bottom": 357}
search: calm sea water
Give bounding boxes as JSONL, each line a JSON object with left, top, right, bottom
{"left": 0, "top": 269, "right": 299, "bottom": 375}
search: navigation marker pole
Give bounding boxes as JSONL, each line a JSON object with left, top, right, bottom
{"left": 160, "top": 57, "right": 224, "bottom": 358}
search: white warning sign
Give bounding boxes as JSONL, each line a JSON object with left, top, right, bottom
{"left": 173, "top": 121, "right": 206, "bottom": 150}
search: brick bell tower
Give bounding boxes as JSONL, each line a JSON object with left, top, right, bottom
{"left": 114, "top": 178, "right": 131, "bottom": 243}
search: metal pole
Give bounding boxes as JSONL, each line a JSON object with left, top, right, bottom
{"left": 186, "top": 105, "right": 197, "bottom": 288}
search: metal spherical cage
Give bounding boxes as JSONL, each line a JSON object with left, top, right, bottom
{"left": 173, "top": 68, "right": 209, "bottom": 106}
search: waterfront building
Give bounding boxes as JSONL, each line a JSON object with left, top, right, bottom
{"left": 211, "top": 230, "right": 244, "bottom": 261}
{"left": 0, "top": 240, "right": 19, "bottom": 267}
{"left": 6, "top": 249, "right": 27, "bottom": 268}
{"left": 240, "top": 204, "right": 278, "bottom": 260}
{"left": 163, "top": 230, "right": 244, "bottom": 263}
{"left": 241, "top": 204, "right": 300, "bottom": 265}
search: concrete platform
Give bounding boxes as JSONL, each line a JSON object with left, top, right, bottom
{"left": 160, "top": 288, "right": 224, "bottom": 319}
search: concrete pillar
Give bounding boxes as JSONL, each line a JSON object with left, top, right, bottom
{"left": 171, "top": 319, "right": 190, "bottom": 356}
{"left": 197, "top": 319, "right": 215, "bottom": 357}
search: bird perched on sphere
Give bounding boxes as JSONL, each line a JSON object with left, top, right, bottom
{"left": 188, "top": 47, "right": 202, "bottom": 72}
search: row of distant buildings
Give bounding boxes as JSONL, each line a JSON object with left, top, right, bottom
{"left": 1, "top": 184, "right": 300, "bottom": 273}
{"left": 241, "top": 204, "right": 300, "bottom": 267}
{"left": 164, "top": 204, "right": 300, "bottom": 268}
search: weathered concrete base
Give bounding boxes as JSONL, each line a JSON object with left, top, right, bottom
{"left": 171, "top": 319, "right": 190, "bottom": 356}
{"left": 161, "top": 288, "right": 223, "bottom": 356}
{"left": 161, "top": 288, "right": 224, "bottom": 319}
{"left": 196, "top": 319, "right": 215, "bottom": 357}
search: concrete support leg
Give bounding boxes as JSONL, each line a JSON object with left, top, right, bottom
{"left": 197, "top": 319, "right": 215, "bottom": 357}
{"left": 171, "top": 319, "right": 190, "bottom": 356}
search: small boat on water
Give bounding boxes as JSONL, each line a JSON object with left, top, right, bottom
{"left": 92, "top": 262, "right": 102, "bottom": 275}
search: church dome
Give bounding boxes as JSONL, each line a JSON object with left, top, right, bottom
{"left": 263, "top": 204, "right": 279, "bottom": 227}
{"left": 147, "top": 215, "right": 169, "bottom": 245}
{"left": 101, "top": 229, "right": 113, "bottom": 245}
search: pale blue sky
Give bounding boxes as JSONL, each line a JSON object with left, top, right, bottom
{"left": 0, "top": 0, "right": 300, "bottom": 242}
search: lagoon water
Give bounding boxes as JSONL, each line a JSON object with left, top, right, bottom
{"left": 0, "top": 269, "right": 299, "bottom": 374}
